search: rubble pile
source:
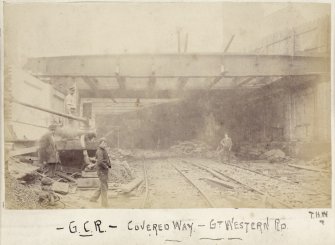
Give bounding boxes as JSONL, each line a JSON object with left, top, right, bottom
{"left": 260, "top": 149, "right": 289, "bottom": 163}
{"left": 238, "top": 144, "right": 267, "bottom": 159}
{"left": 237, "top": 143, "right": 289, "bottom": 163}
{"left": 170, "top": 140, "right": 212, "bottom": 156}
{"left": 5, "top": 174, "right": 42, "bottom": 209}
{"left": 109, "top": 148, "right": 134, "bottom": 162}
{"left": 108, "top": 148, "right": 135, "bottom": 183}
{"left": 109, "top": 160, "right": 135, "bottom": 184}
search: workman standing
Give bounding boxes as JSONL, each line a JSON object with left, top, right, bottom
{"left": 219, "top": 133, "right": 233, "bottom": 163}
{"left": 39, "top": 124, "right": 60, "bottom": 177}
{"left": 64, "top": 86, "right": 77, "bottom": 115}
{"left": 90, "top": 137, "right": 111, "bottom": 208}
{"left": 64, "top": 86, "right": 77, "bottom": 126}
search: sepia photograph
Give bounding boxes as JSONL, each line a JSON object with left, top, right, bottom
{"left": 2, "top": 1, "right": 331, "bottom": 210}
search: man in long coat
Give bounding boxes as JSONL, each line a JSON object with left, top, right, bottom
{"left": 39, "top": 124, "right": 60, "bottom": 177}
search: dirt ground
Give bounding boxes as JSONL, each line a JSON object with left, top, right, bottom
{"left": 25, "top": 155, "right": 330, "bottom": 209}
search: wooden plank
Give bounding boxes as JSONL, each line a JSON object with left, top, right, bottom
{"left": 200, "top": 177, "right": 234, "bottom": 189}
{"left": 56, "top": 171, "right": 77, "bottom": 183}
{"left": 8, "top": 158, "right": 40, "bottom": 179}
{"left": 288, "top": 164, "right": 329, "bottom": 173}
{"left": 119, "top": 177, "right": 143, "bottom": 193}
{"left": 9, "top": 146, "right": 38, "bottom": 157}
{"left": 81, "top": 171, "right": 98, "bottom": 178}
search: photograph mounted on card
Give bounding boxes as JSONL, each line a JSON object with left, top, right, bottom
{"left": 2, "top": 1, "right": 331, "bottom": 210}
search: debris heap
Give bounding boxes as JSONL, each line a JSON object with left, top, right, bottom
{"left": 260, "top": 149, "right": 288, "bottom": 163}
{"left": 5, "top": 174, "right": 42, "bottom": 209}
{"left": 109, "top": 160, "right": 134, "bottom": 183}
{"left": 170, "top": 140, "right": 212, "bottom": 156}
{"left": 237, "top": 143, "right": 289, "bottom": 163}
{"left": 238, "top": 144, "right": 267, "bottom": 159}
{"left": 108, "top": 148, "right": 135, "bottom": 183}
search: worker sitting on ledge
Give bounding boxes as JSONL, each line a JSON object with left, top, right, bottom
{"left": 90, "top": 137, "right": 111, "bottom": 208}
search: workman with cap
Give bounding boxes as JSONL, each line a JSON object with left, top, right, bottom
{"left": 90, "top": 137, "right": 111, "bottom": 207}
{"left": 39, "top": 124, "right": 60, "bottom": 177}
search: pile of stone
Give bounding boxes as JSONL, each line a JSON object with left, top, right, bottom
{"left": 237, "top": 142, "right": 290, "bottom": 163}
{"left": 109, "top": 148, "right": 134, "bottom": 162}
{"left": 260, "top": 149, "right": 289, "bottom": 163}
{"left": 5, "top": 174, "right": 42, "bottom": 209}
{"left": 238, "top": 144, "right": 267, "bottom": 160}
{"left": 170, "top": 140, "right": 211, "bottom": 156}
{"left": 108, "top": 148, "right": 135, "bottom": 183}
{"left": 109, "top": 159, "right": 135, "bottom": 184}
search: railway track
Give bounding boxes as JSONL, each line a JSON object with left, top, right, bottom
{"left": 141, "top": 159, "right": 214, "bottom": 208}
{"left": 139, "top": 157, "right": 330, "bottom": 208}
{"left": 189, "top": 158, "right": 330, "bottom": 208}
{"left": 171, "top": 163, "right": 215, "bottom": 208}
{"left": 141, "top": 161, "right": 149, "bottom": 208}
{"left": 222, "top": 162, "right": 330, "bottom": 196}
{"left": 171, "top": 160, "right": 261, "bottom": 208}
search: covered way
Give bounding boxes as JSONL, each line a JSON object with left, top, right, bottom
{"left": 4, "top": 3, "right": 331, "bottom": 210}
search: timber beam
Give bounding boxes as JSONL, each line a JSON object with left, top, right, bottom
{"left": 25, "top": 53, "right": 329, "bottom": 78}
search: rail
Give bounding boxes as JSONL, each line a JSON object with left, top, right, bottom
{"left": 141, "top": 161, "right": 149, "bottom": 208}
{"left": 171, "top": 163, "right": 215, "bottom": 208}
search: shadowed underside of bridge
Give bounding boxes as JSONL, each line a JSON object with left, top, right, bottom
{"left": 23, "top": 53, "right": 330, "bottom": 114}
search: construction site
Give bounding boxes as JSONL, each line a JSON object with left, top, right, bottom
{"left": 3, "top": 3, "right": 331, "bottom": 209}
